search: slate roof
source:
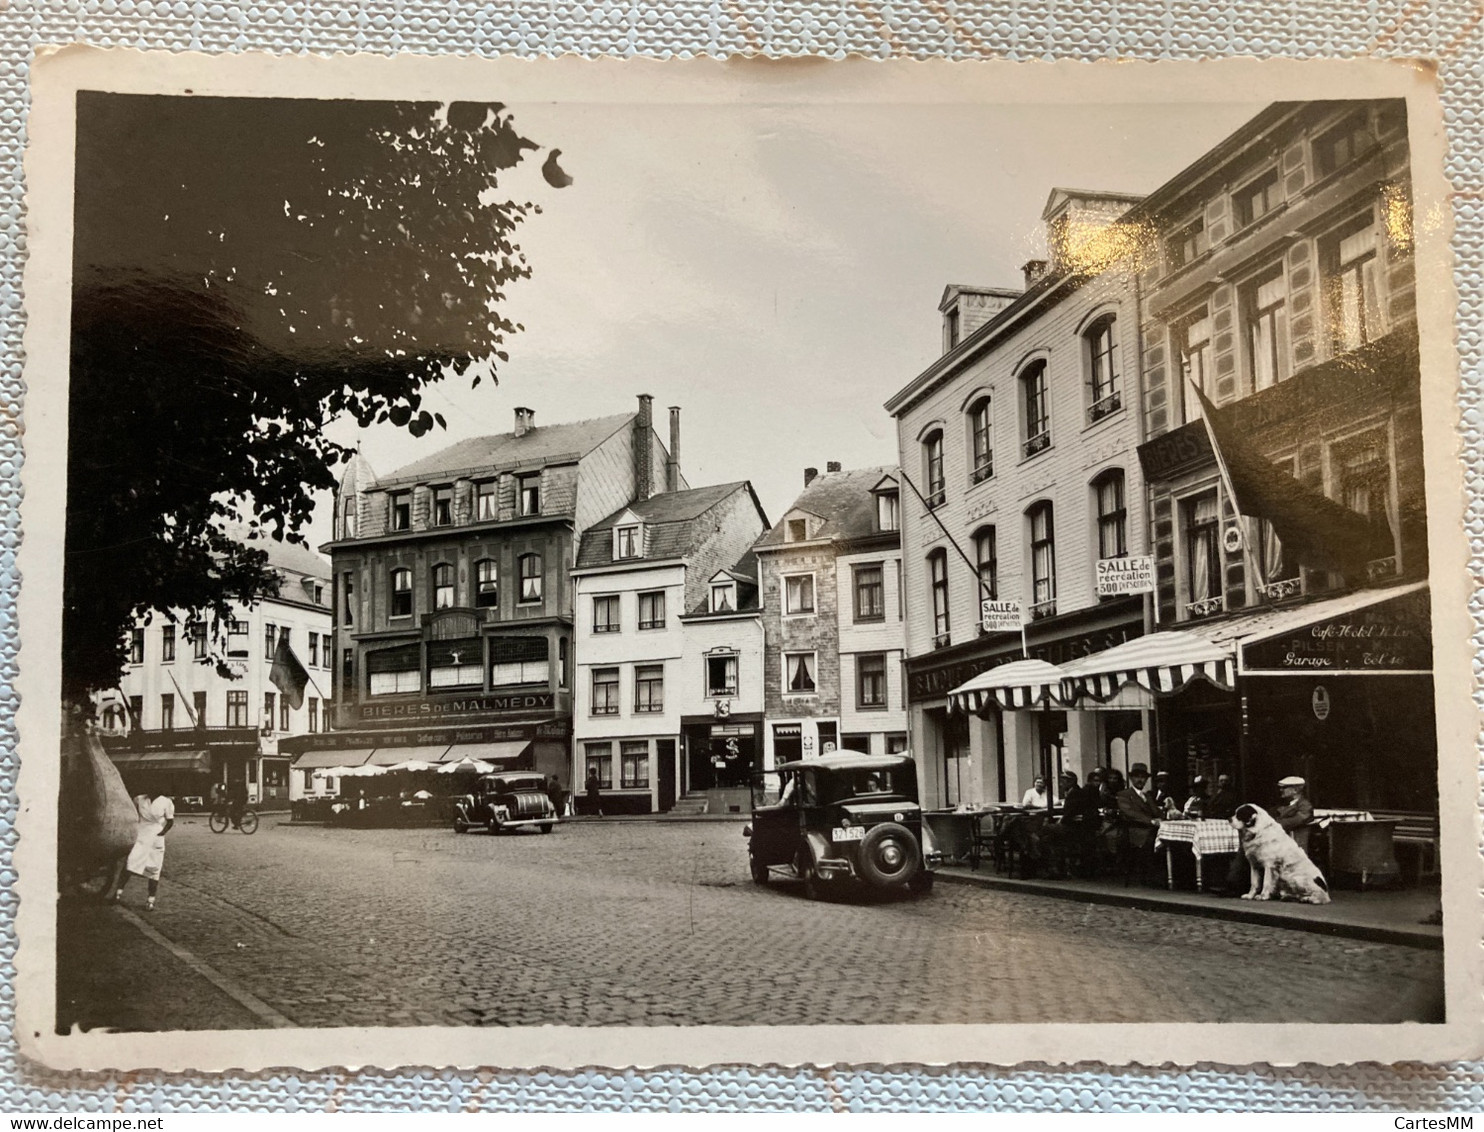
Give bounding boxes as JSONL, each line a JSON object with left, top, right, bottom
{"left": 379, "top": 412, "right": 634, "bottom": 486}
{"left": 576, "top": 482, "right": 760, "bottom": 569}
{"left": 686, "top": 548, "right": 762, "bottom": 617}
{"left": 755, "top": 466, "right": 898, "bottom": 548}
{"left": 256, "top": 536, "right": 332, "bottom": 583}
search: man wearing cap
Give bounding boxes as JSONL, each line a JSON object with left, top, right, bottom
{"left": 1276, "top": 775, "right": 1315, "bottom": 853}
{"left": 1153, "top": 771, "right": 1181, "bottom": 819}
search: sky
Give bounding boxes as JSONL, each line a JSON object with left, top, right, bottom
{"left": 312, "top": 97, "right": 1266, "bottom": 548}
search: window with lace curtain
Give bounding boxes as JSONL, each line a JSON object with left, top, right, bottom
{"left": 1181, "top": 490, "right": 1223, "bottom": 618}
{"left": 784, "top": 651, "right": 817, "bottom": 695}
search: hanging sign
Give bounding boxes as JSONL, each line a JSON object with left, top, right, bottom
{"left": 1311, "top": 685, "right": 1331, "bottom": 721}
{"left": 1223, "top": 525, "right": 1244, "bottom": 554}
{"left": 1094, "top": 556, "right": 1155, "bottom": 596}
{"left": 981, "top": 599, "right": 1023, "bottom": 634}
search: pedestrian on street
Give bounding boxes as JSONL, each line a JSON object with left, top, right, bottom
{"left": 114, "top": 791, "right": 174, "bottom": 910}
{"left": 585, "top": 766, "right": 604, "bottom": 818}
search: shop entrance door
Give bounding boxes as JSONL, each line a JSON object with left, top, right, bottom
{"left": 657, "top": 738, "right": 677, "bottom": 811}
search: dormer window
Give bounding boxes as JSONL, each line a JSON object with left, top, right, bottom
{"left": 615, "top": 524, "right": 641, "bottom": 559}
{"left": 710, "top": 582, "right": 736, "bottom": 613}
{"left": 786, "top": 518, "right": 808, "bottom": 542}
{"left": 389, "top": 491, "right": 411, "bottom": 532}
{"left": 876, "top": 490, "right": 900, "bottom": 532}
{"left": 433, "top": 484, "right": 453, "bottom": 526}
{"left": 945, "top": 306, "right": 961, "bottom": 351}
{"left": 518, "top": 473, "right": 541, "bottom": 516}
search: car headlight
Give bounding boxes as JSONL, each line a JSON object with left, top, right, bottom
{"left": 838, "top": 814, "right": 853, "bottom": 828}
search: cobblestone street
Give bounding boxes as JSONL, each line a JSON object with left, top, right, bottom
{"left": 58, "top": 815, "right": 1445, "bottom": 1032}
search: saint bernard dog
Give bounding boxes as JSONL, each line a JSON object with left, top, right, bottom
{"left": 1230, "top": 803, "right": 1331, "bottom": 904}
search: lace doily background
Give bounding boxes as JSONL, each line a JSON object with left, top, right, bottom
{"left": 2, "top": 0, "right": 1481, "bottom": 1112}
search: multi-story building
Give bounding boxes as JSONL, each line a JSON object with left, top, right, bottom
{"left": 1123, "top": 98, "right": 1430, "bottom": 816}
{"left": 291, "top": 397, "right": 684, "bottom": 789}
{"left": 99, "top": 537, "right": 335, "bottom": 807}
{"left": 753, "top": 464, "right": 908, "bottom": 774}
{"left": 885, "top": 190, "right": 1149, "bottom": 810}
{"left": 571, "top": 480, "right": 768, "bottom": 813}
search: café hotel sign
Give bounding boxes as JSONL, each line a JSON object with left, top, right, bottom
{"left": 1242, "top": 588, "right": 1432, "bottom": 674}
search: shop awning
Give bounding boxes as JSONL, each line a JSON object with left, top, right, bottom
{"left": 107, "top": 750, "right": 213, "bottom": 773}
{"left": 438, "top": 740, "right": 531, "bottom": 765}
{"left": 290, "top": 748, "right": 375, "bottom": 770}
{"left": 1061, "top": 631, "right": 1236, "bottom": 701}
{"left": 367, "top": 745, "right": 451, "bottom": 766}
{"left": 949, "top": 659, "right": 1068, "bottom": 713}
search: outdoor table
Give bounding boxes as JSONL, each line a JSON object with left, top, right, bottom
{"left": 1154, "top": 819, "right": 1239, "bottom": 891}
{"left": 923, "top": 810, "right": 979, "bottom": 867}
{"left": 1323, "top": 817, "right": 1399, "bottom": 887}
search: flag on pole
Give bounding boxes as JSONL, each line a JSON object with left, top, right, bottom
{"left": 269, "top": 636, "right": 310, "bottom": 710}
{"left": 1192, "top": 384, "right": 1392, "bottom": 579}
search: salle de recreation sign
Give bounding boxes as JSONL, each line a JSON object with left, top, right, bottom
{"left": 1095, "top": 556, "right": 1155, "bottom": 597}
{"left": 1242, "top": 587, "right": 1433, "bottom": 673}
{"left": 981, "top": 599, "right": 1022, "bottom": 634}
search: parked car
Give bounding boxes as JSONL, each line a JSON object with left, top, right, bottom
{"left": 743, "top": 752, "right": 938, "bottom": 899}
{"left": 453, "top": 772, "right": 557, "bottom": 834}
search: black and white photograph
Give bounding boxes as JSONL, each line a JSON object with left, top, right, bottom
{"left": 15, "top": 51, "right": 1479, "bottom": 1070}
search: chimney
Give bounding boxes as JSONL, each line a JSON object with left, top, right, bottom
{"left": 1022, "top": 259, "right": 1049, "bottom": 289}
{"left": 804, "top": 467, "right": 819, "bottom": 487}
{"left": 666, "top": 406, "right": 682, "bottom": 493}
{"left": 826, "top": 461, "right": 842, "bottom": 473}
{"left": 634, "top": 394, "right": 654, "bottom": 502}
{"left": 513, "top": 406, "right": 535, "bottom": 438}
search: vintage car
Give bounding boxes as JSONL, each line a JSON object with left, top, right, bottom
{"left": 453, "top": 771, "right": 557, "bottom": 834}
{"left": 743, "top": 752, "right": 938, "bottom": 899}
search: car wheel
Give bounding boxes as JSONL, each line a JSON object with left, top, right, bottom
{"left": 857, "top": 823, "right": 921, "bottom": 888}
{"left": 796, "top": 851, "right": 823, "bottom": 901}
{"left": 540, "top": 823, "right": 553, "bottom": 834}
{"left": 749, "top": 854, "right": 770, "bottom": 886}
{"left": 488, "top": 816, "right": 502, "bottom": 835}
{"left": 454, "top": 820, "right": 467, "bottom": 834}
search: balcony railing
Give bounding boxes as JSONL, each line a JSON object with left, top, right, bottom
{"left": 1184, "top": 596, "right": 1223, "bottom": 619}
{"left": 925, "top": 487, "right": 946, "bottom": 510}
{"left": 932, "top": 632, "right": 952, "bottom": 650}
{"left": 1029, "top": 599, "right": 1058, "bottom": 621}
{"left": 1366, "top": 556, "right": 1399, "bottom": 581}
{"left": 1023, "top": 431, "right": 1051, "bottom": 459}
{"left": 1088, "top": 391, "right": 1122, "bottom": 424}
{"left": 1259, "top": 577, "right": 1302, "bottom": 601}
{"left": 970, "top": 458, "right": 994, "bottom": 485}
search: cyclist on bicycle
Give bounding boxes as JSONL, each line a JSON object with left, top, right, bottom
{"left": 226, "top": 779, "right": 248, "bottom": 830}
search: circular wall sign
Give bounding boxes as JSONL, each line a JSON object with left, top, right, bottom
{"left": 1311, "top": 685, "right": 1331, "bottom": 721}
{"left": 1222, "top": 525, "right": 1244, "bottom": 554}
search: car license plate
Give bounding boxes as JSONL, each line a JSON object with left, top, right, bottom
{"left": 832, "top": 826, "right": 865, "bottom": 842}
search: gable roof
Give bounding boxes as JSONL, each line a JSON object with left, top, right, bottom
{"left": 755, "top": 466, "right": 898, "bottom": 549}
{"left": 576, "top": 482, "right": 764, "bottom": 569}
{"left": 379, "top": 412, "right": 634, "bottom": 486}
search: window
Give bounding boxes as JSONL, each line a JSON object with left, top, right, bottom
{"left": 634, "top": 664, "right": 664, "bottom": 713}
{"left": 226, "top": 619, "right": 249, "bottom": 657}
{"left": 615, "top": 525, "right": 641, "bottom": 559}
{"left": 1094, "top": 470, "right": 1128, "bottom": 559}
{"left": 1322, "top": 218, "right": 1381, "bottom": 354}
{"left": 190, "top": 621, "right": 208, "bottom": 660}
{"left": 786, "top": 518, "right": 808, "bottom": 542}
{"left": 857, "top": 653, "right": 887, "bottom": 709}
{"left": 876, "top": 490, "right": 899, "bottom": 532}
{"left": 225, "top": 690, "right": 248, "bottom": 727}
{"left": 1315, "top": 113, "right": 1375, "bottom": 176}
{"left": 476, "top": 480, "right": 497, "bottom": 521}
{"left": 160, "top": 694, "right": 174, "bottom": 732}
{"left": 1334, "top": 428, "right": 1396, "bottom": 559}
{"left": 389, "top": 491, "right": 411, "bottom": 531}
{"left": 584, "top": 742, "right": 613, "bottom": 789}
{"left": 518, "top": 473, "right": 541, "bottom": 516}
{"left": 706, "top": 653, "right": 739, "bottom": 697}
{"left": 308, "top": 631, "right": 319, "bottom": 668}
{"left": 928, "top": 549, "right": 950, "bottom": 646}
{"left": 280, "top": 628, "right": 290, "bottom": 649}
{"left": 192, "top": 690, "right": 207, "bottom": 727}
{"left": 592, "top": 594, "right": 620, "bottom": 633}
{"left": 854, "top": 564, "right": 884, "bottom": 622}
{"left": 263, "top": 691, "right": 276, "bottom": 730}
{"left": 784, "top": 652, "right": 817, "bottom": 695}
{"left": 489, "top": 636, "right": 548, "bottom": 687}
{"left": 342, "top": 572, "right": 355, "bottom": 627}
{"left": 710, "top": 582, "right": 735, "bottom": 612}
{"left": 368, "top": 643, "right": 421, "bottom": 695}
{"left": 1177, "top": 308, "right": 1214, "bottom": 424}
{"left": 1021, "top": 362, "right": 1050, "bottom": 458}
{"left": 1028, "top": 501, "right": 1057, "bottom": 616}
{"left": 127, "top": 696, "right": 143, "bottom": 730}
{"left": 161, "top": 625, "right": 175, "bottom": 663}
{"left": 784, "top": 573, "right": 815, "bottom": 615}
{"left": 621, "top": 741, "right": 650, "bottom": 789}
{"left": 129, "top": 627, "right": 144, "bottom": 665}
{"left": 923, "top": 431, "right": 946, "bottom": 507}
{"left": 432, "top": 484, "right": 453, "bottom": 526}
{"left": 280, "top": 696, "right": 290, "bottom": 732}
{"left": 1086, "top": 316, "right": 1121, "bottom": 422}
{"left": 432, "top": 562, "right": 455, "bottom": 610}
{"left": 1182, "top": 491, "right": 1223, "bottom": 616}
{"left": 428, "top": 639, "right": 483, "bottom": 688}
{"left": 313, "top": 583, "right": 324, "bottom": 606}
{"left": 1243, "top": 268, "right": 1289, "bottom": 391}
{"left": 342, "top": 647, "right": 354, "bottom": 686}
{"left": 974, "top": 526, "right": 998, "bottom": 601}
{"left": 475, "top": 559, "right": 499, "bottom": 609}
{"left": 1234, "top": 168, "right": 1280, "bottom": 228}
{"left": 1166, "top": 214, "right": 1208, "bottom": 270}
{"left": 308, "top": 697, "right": 320, "bottom": 733}
{"left": 592, "top": 667, "right": 620, "bottom": 715}
{"left": 558, "top": 637, "right": 568, "bottom": 688}
{"left": 945, "top": 306, "right": 961, "bottom": 351}
{"left": 638, "top": 590, "right": 665, "bottom": 630}
{"left": 390, "top": 567, "right": 413, "bottom": 618}
{"left": 518, "top": 553, "right": 542, "bottom": 603}
{"left": 968, "top": 398, "right": 993, "bottom": 483}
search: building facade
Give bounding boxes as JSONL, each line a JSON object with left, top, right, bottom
{"left": 571, "top": 481, "right": 769, "bottom": 813}
{"left": 296, "top": 397, "right": 685, "bottom": 788}
{"left": 99, "top": 538, "right": 335, "bottom": 807}
{"left": 754, "top": 464, "right": 908, "bottom": 775}
{"left": 886, "top": 190, "right": 1150, "bottom": 810}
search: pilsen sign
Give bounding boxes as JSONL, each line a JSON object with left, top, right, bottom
{"left": 1242, "top": 588, "right": 1432, "bottom": 673}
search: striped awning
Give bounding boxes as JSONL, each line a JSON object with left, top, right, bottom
{"left": 1061, "top": 631, "right": 1236, "bottom": 701}
{"left": 367, "top": 744, "right": 451, "bottom": 767}
{"left": 949, "top": 659, "right": 1068, "bottom": 713}
{"left": 291, "top": 748, "right": 374, "bottom": 770}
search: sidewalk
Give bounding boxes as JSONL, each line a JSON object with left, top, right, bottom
{"left": 937, "top": 865, "right": 1443, "bottom": 949}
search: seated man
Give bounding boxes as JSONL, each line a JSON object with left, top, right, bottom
{"left": 1182, "top": 775, "right": 1211, "bottom": 819}
{"left": 1205, "top": 773, "right": 1238, "bottom": 821}
{"left": 1046, "top": 769, "right": 1100, "bottom": 878}
{"left": 1116, "top": 764, "right": 1161, "bottom": 851}
{"left": 1275, "top": 775, "right": 1315, "bottom": 854}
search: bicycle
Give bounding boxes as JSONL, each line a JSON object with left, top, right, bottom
{"left": 208, "top": 806, "right": 259, "bottom": 834}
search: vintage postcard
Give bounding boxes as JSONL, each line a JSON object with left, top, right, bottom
{"left": 14, "top": 49, "right": 1481, "bottom": 1071}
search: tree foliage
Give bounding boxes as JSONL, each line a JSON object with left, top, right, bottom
{"left": 64, "top": 94, "right": 545, "bottom": 699}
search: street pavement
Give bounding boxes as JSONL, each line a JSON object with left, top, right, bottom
{"left": 57, "top": 815, "right": 1445, "bottom": 1032}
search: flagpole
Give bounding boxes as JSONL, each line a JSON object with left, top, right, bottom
{"left": 1192, "top": 380, "right": 1267, "bottom": 599}
{"left": 167, "top": 668, "right": 200, "bottom": 728}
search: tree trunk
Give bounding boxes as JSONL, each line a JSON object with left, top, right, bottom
{"left": 58, "top": 722, "right": 136, "bottom": 895}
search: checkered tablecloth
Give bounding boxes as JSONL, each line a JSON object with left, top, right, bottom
{"left": 1154, "top": 819, "right": 1240, "bottom": 857}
